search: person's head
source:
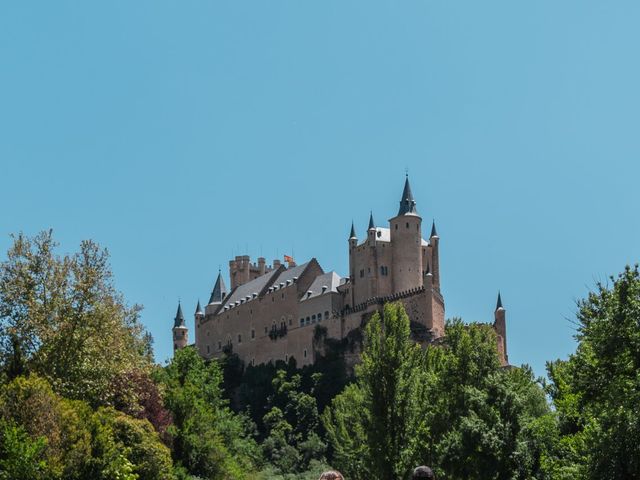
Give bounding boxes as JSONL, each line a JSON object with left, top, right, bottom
{"left": 412, "top": 465, "right": 435, "bottom": 479}
{"left": 318, "top": 471, "right": 344, "bottom": 480}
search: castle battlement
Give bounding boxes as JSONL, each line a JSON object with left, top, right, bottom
{"left": 172, "top": 176, "right": 508, "bottom": 367}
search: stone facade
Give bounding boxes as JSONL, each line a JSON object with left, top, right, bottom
{"left": 172, "top": 176, "right": 508, "bottom": 367}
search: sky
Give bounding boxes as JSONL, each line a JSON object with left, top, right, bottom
{"left": 1, "top": 1, "right": 639, "bottom": 378}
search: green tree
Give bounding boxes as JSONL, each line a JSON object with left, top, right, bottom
{"left": 0, "top": 374, "right": 173, "bottom": 480}
{"left": 261, "top": 369, "right": 327, "bottom": 474}
{"left": 323, "top": 304, "right": 552, "bottom": 480}
{"left": 323, "top": 302, "right": 431, "bottom": 480}
{"left": 158, "top": 346, "right": 260, "bottom": 479}
{"left": 547, "top": 265, "right": 640, "bottom": 479}
{"left": 0, "top": 231, "right": 153, "bottom": 407}
{"left": 0, "top": 420, "right": 48, "bottom": 480}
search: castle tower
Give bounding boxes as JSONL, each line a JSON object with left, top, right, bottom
{"left": 429, "top": 220, "right": 441, "bottom": 291}
{"left": 494, "top": 292, "right": 508, "bottom": 366}
{"left": 348, "top": 221, "right": 357, "bottom": 309}
{"left": 366, "top": 212, "right": 380, "bottom": 298}
{"left": 208, "top": 270, "right": 227, "bottom": 305}
{"left": 390, "top": 175, "right": 423, "bottom": 293}
{"left": 172, "top": 302, "right": 188, "bottom": 352}
{"left": 194, "top": 299, "right": 204, "bottom": 325}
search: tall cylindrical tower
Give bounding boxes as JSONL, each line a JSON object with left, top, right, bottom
{"left": 390, "top": 176, "right": 423, "bottom": 293}
{"left": 172, "top": 302, "right": 188, "bottom": 352}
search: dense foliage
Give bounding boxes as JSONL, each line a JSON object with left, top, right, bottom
{"left": 546, "top": 265, "right": 640, "bottom": 479}
{"left": 1, "top": 232, "right": 639, "bottom": 479}
{"left": 322, "top": 303, "right": 552, "bottom": 480}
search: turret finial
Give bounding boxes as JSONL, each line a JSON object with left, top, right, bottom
{"left": 174, "top": 301, "right": 185, "bottom": 328}
{"left": 397, "top": 175, "right": 418, "bottom": 216}
{"left": 496, "top": 292, "right": 504, "bottom": 310}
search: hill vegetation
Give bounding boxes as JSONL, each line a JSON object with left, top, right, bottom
{"left": 1, "top": 231, "right": 639, "bottom": 479}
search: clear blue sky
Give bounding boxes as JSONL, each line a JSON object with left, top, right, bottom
{"left": 1, "top": 1, "right": 639, "bottom": 378}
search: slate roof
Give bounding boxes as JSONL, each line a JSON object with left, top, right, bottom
{"left": 273, "top": 262, "right": 310, "bottom": 287}
{"left": 496, "top": 292, "right": 504, "bottom": 310}
{"left": 397, "top": 176, "right": 418, "bottom": 216}
{"left": 349, "top": 221, "right": 356, "bottom": 239}
{"left": 209, "top": 272, "right": 228, "bottom": 304}
{"left": 219, "top": 268, "right": 281, "bottom": 312}
{"left": 300, "top": 271, "right": 342, "bottom": 302}
{"left": 174, "top": 303, "right": 185, "bottom": 328}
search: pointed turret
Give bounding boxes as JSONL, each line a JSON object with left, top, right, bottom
{"left": 430, "top": 220, "right": 438, "bottom": 238}
{"left": 397, "top": 175, "right": 418, "bottom": 216}
{"left": 494, "top": 292, "right": 508, "bottom": 366}
{"left": 209, "top": 271, "right": 227, "bottom": 305}
{"left": 174, "top": 302, "right": 185, "bottom": 328}
{"left": 368, "top": 211, "right": 375, "bottom": 230}
{"left": 195, "top": 300, "right": 204, "bottom": 316}
{"left": 349, "top": 221, "right": 357, "bottom": 239}
{"left": 172, "top": 301, "right": 188, "bottom": 352}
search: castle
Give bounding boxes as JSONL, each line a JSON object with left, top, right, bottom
{"left": 172, "top": 176, "right": 508, "bottom": 367}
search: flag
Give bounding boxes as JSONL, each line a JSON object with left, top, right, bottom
{"left": 284, "top": 255, "right": 294, "bottom": 263}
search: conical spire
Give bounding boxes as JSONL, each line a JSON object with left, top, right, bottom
{"left": 430, "top": 220, "right": 438, "bottom": 238}
{"left": 397, "top": 175, "right": 418, "bottom": 216}
{"left": 209, "top": 271, "right": 227, "bottom": 304}
{"left": 195, "top": 299, "right": 204, "bottom": 316}
{"left": 349, "top": 221, "right": 357, "bottom": 239}
{"left": 368, "top": 211, "right": 375, "bottom": 230}
{"left": 496, "top": 292, "right": 504, "bottom": 310}
{"left": 174, "top": 302, "right": 185, "bottom": 328}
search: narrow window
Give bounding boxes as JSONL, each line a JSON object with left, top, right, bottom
{"left": 285, "top": 354, "right": 289, "bottom": 362}
{"left": 300, "top": 318, "right": 304, "bottom": 326}
{"left": 218, "top": 341, "right": 222, "bottom": 350}
{"left": 324, "top": 311, "right": 329, "bottom": 319}
{"left": 207, "top": 345, "right": 210, "bottom": 353}
{"left": 312, "top": 314, "right": 316, "bottom": 323}
{"left": 288, "top": 318, "right": 292, "bottom": 326}
{"left": 238, "top": 334, "right": 242, "bottom": 343}
{"left": 251, "top": 329, "right": 255, "bottom": 339}
{"left": 406, "top": 222, "right": 409, "bottom": 228}
{"left": 395, "top": 224, "right": 398, "bottom": 230}
{"left": 304, "top": 349, "right": 307, "bottom": 358}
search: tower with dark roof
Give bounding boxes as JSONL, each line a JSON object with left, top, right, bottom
{"left": 209, "top": 271, "right": 227, "bottom": 306}
{"left": 172, "top": 302, "right": 188, "bottom": 352}
{"left": 494, "top": 292, "right": 508, "bottom": 365}
{"left": 390, "top": 175, "right": 424, "bottom": 294}
{"left": 428, "top": 219, "right": 441, "bottom": 292}
{"left": 194, "top": 299, "right": 205, "bottom": 326}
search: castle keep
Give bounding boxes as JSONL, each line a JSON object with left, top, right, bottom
{"left": 172, "top": 176, "right": 508, "bottom": 366}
